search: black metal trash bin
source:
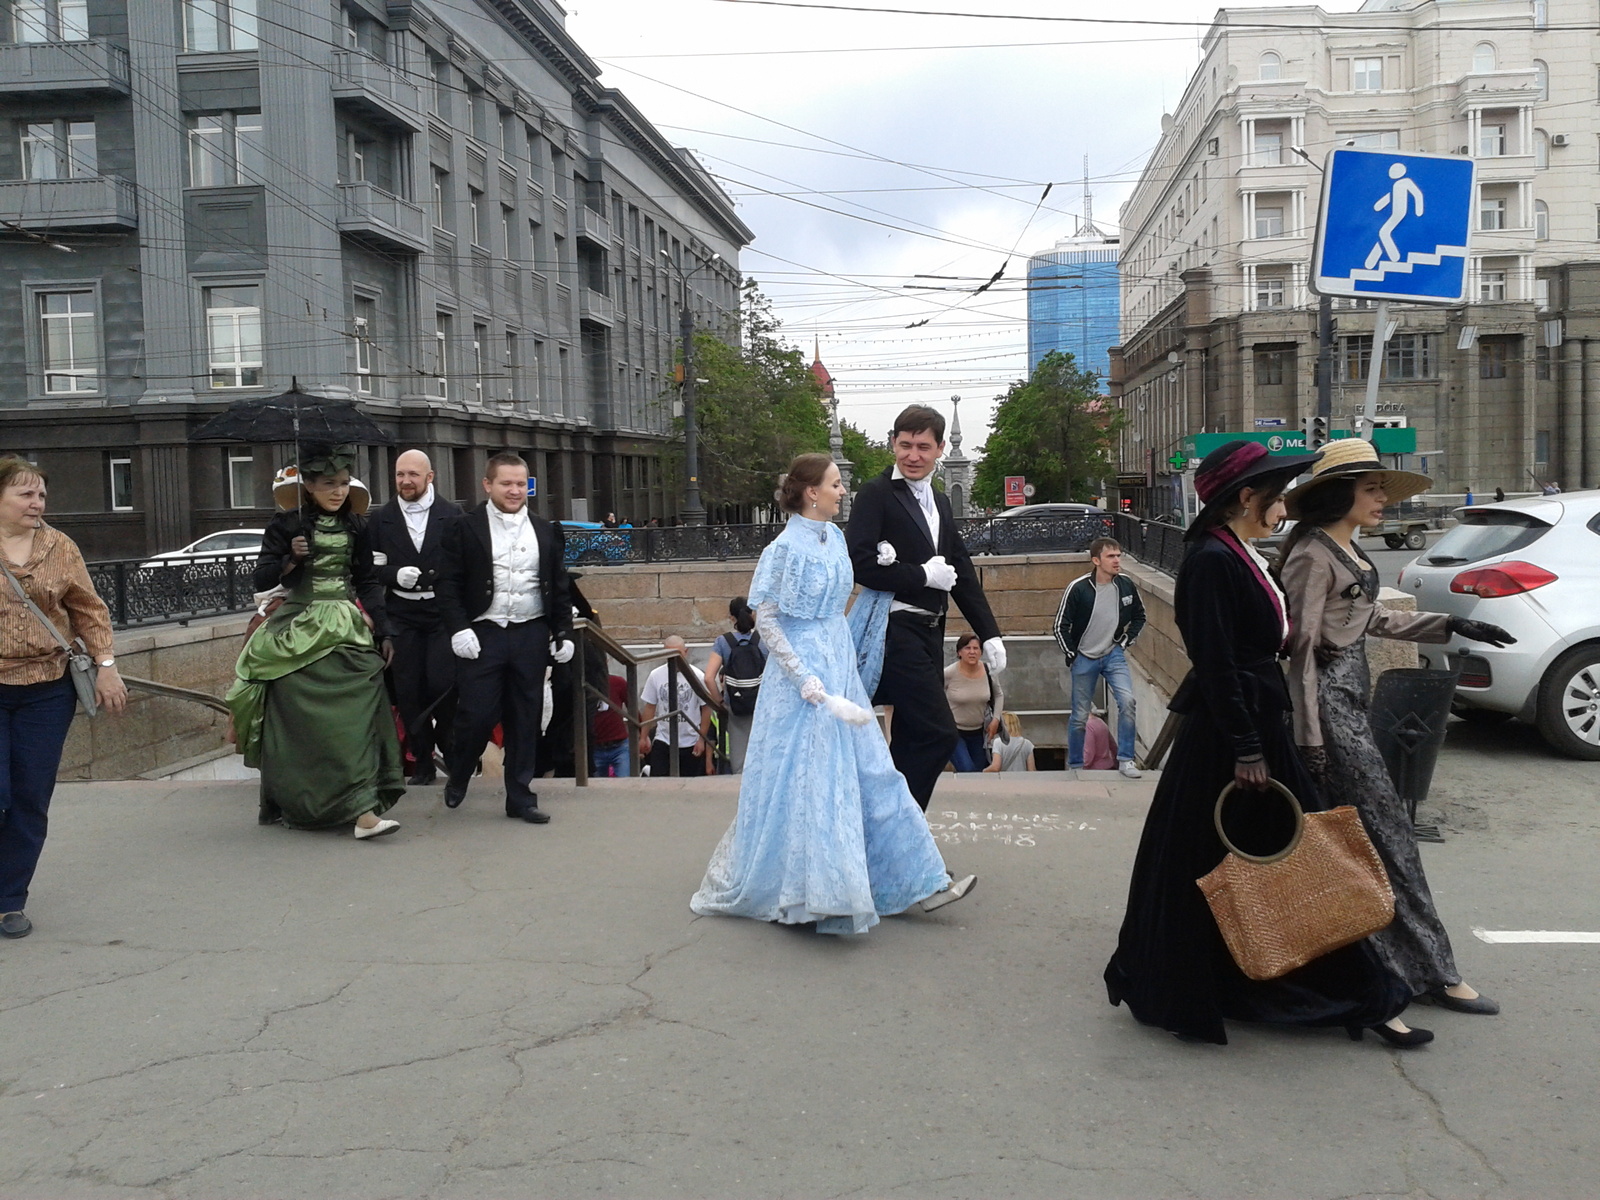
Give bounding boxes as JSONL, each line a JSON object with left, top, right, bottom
{"left": 1368, "top": 666, "right": 1458, "bottom": 829}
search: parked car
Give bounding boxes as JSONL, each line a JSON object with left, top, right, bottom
{"left": 140, "top": 528, "right": 265, "bottom": 570}
{"left": 963, "top": 503, "right": 1112, "bottom": 555}
{"left": 559, "top": 520, "right": 633, "bottom": 566}
{"left": 1397, "top": 491, "right": 1600, "bottom": 759}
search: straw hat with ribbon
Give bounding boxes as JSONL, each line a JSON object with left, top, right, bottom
{"left": 1284, "top": 437, "right": 1431, "bottom": 520}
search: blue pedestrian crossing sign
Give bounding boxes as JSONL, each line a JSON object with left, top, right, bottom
{"left": 1311, "top": 148, "right": 1476, "bottom": 304}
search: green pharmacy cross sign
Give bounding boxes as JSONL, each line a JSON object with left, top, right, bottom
{"left": 1167, "top": 453, "right": 1187, "bottom": 470}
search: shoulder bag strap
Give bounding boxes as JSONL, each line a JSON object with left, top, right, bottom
{"left": 0, "top": 555, "right": 81, "bottom": 656}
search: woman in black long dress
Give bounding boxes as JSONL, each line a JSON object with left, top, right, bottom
{"left": 1103, "top": 441, "right": 1423, "bottom": 1047}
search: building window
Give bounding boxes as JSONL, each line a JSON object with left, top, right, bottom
{"left": 501, "top": 205, "right": 514, "bottom": 258}
{"left": 1535, "top": 429, "right": 1551, "bottom": 462}
{"left": 1353, "top": 57, "right": 1383, "bottom": 91}
{"left": 1534, "top": 200, "right": 1549, "bottom": 241}
{"left": 468, "top": 188, "right": 483, "bottom": 247}
{"left": 205, "top": 284, "right": 263, "bottom": 389}
{"left": 1342, "top": 130, "right": 1399, "bottom": 150}
{"left": 431, "top": 167, "right": 448, "bottom": 229}
{"left": 1255, "top": 205, "right": 1284, "bottom": 238}
{"left": 228, "top": 453, "right": 254, "bottom": 508}
{"left": 1479, "top": 123, "right": 1506, "bottom": 157}
{"left": 472, "top": 322, "right": 487, "bottom": 404}
{"left": 1536, "top": 345, "right": 1551, "bottom": 379}
{"left": 1479, "top": 270, "right": 1507, "bottom": 301}
{"left": 183, "top": 0, "right": 257, "bottom": 51}
{"left": 12, "top": 0, "right": 87, "bottom": 42}
{"left": 503, "top": 330, "right": 518, "bottom": 403}
{"left": 1532, "top": 60, "right": 1549, "bottom": 101}
{"left": 187, "top": 111, "right": 263, "bottom": 187}
{"left": 37, "top": 289, "right": 98, "bottom": 394}
{"left": 1339, "top": 336, "right": 1372, "bottom": 382}
{"left": 109, "top": 456, "right": 133, "bottom": 511}
{"left": 1535, "top": 129, "right": 1549, "bottom": 170}
{"left": 1533, "top": 0, "right": 1547, "bottom": 27}
{"left": 434, "top": 311, "right": 451, "bottom": 398}
{"left": 345, "top": 131, "right": 366, "bottom": 182}
{"left": 352, "top": 295, "right": 375, "bottom": 394}
{"left": 1254, "top": 275, "right": 1286, "bottom": 309}
{"left": 531, "top": 338, "right": 543, "bottom": 405}
{"left": 1479, "top": 340, "right": 1509, "bottom": 379}
{"left": 1387, "top": 333, "right": 1435, "bottom": 380}
{"left": 1254, "top": 349, "right": 1288, "bottom": 385}
{"left": 1253, "top": 131, "right": 1283, "bottom": 167}
{"left": 21, "top": 120, "right": 96, "bottom": 180}
{"left": 1472, "top": 43, "right": 1496, "bottom": 73}
{"left": 1479, "top": 195, "right": 1506, "bottom": 230}
{"left": 1258, "top": 51, "right": 1281, "bottom": 80}
{"left": 429, "top": 56, "right": 449, "bottom": 119}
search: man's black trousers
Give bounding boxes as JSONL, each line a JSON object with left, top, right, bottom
{"left": 447, "top": 618, "right": 550, "bottom": 800}
{"left": 387, "top": 602, "right": 456, "bottom": 772}
{"left": 872, "top": 611, "right": 957, "bottom": 810}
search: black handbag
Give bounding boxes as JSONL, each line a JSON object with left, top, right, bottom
{"left": 0, "top": 557, "right": 98, "bottom": 716}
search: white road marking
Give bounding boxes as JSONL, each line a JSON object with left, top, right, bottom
{"left": 1473, "top": 929, "right": 1600, "bottom": 944}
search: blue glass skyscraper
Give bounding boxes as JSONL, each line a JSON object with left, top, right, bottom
{"left": 1027, "top": 229, "right": 1121, "bottom": 389}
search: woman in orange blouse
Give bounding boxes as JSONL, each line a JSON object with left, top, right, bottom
{"left": 0, "top": 456, "right": 125, "bottom": 939}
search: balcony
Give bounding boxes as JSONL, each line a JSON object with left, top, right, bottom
{"left": 330, "top": 49, "right": 424, "bottom": 132}
{"left": 336, "top": 180, "right": 429, "bottom": 254}
{"left": 0, "top": 39, "right": 130, "bottom": 95}
{"left": 576, "top": 204, "right": 610, "bottom": 246}
{"left": 0, "top": 175, "right": 137, "bottom": 230}
{"left": 579, "top": 287, "right": 613, "bottom": 327}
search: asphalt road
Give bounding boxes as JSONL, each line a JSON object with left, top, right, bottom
{"left": 2, "top": 727, "right": 1596, "bottom": 1200}
{"left": 1360, "top": 528, "right": 1445, "bottom": 589}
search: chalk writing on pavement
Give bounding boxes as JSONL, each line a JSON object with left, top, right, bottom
{"left": 925, "top": 811, "right": 1098, "bottom": 848}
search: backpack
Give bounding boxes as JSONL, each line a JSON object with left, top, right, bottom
{"left": 721, "top": 631, "right": 767, "bottom": 716}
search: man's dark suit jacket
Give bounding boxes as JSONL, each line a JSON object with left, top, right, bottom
{"left": 437, "top": 502, "right": 573, "bottom": 642}
{"left": 366, "top": 493, "right": 464, "bottom": 610}
{"left": 845, "top": 466, "right": 1000, "bottom": 644}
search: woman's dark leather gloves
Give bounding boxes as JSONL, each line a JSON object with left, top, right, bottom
{"left": 1448, "top": 616, "right": 1517, "bottom": 647}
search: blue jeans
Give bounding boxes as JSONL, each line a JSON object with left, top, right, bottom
{"left": 949, "top": 727, "right": 990, "bottom": 772}
{"left": 591, "top": 740, "right": 631, "bottom": 778}
{"left": 1068, "top": 647, "right": 1138, "bottom": 768}
{"left": 0, "top": 675, "right": 78, "bottom": 913}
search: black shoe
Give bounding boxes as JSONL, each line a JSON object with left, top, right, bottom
{"left": 258, "top": 804, "right": 282, "bottom": 826}
{"left": 506, "top": 794, "right": 550, "bottom": 824}
{"left": 1421, "top": 987, "right": 1500, "bottom": 1015}
{"left": 443, "top": 779, "right": 467, "bottom": 809}
{"left": 0, "top": 911, "right": 32, "bottom": 938}
{"left": 1348, "top": 1022, "right": 1434, "bottom": 1048}
{"left": 408, "top": 770, "right": 438, "bottom": 787}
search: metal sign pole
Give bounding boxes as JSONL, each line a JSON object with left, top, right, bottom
{"left": 1359, "top": 299, "right": 1392, "bottom": 437}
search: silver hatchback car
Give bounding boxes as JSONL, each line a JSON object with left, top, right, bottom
{"left": 1397, "top": 491, "right": 1600, "bottom": 760}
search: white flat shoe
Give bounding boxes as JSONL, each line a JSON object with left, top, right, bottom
{"left": 922, "top": 874, "right": 976, "bottom": 912}
{"left": 354, "top": 818, "right": 400, "bottom": 840}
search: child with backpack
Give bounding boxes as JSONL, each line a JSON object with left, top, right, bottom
{"left": 705, "top": 596, "right": 768, "bottom": 773}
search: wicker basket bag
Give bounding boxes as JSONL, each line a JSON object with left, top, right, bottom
{"left": 1197, "top": 779, "right": 1395, "bottom": 981}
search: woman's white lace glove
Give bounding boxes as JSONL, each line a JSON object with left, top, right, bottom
{"left": 800, "top": 675, "right": 827, "bottom": 704}
{"left": 876, "top": 541, "right": 898, "bottom": 566}
{"left": 823, "top": 694, "right": 874, "bottom": 725}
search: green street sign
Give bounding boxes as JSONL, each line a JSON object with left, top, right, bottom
{"left": 1181, "top": 427, "right": 1418, "bottom": 460}
{"left": 1167, "top": 453, "right": 1186, "bottom": 469}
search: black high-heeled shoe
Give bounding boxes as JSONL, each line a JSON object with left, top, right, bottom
{"left": 1347, "top": 1022, "right": 1434, "bottom": 1048}
{"left": 1422, "top": 988, "right": 1500, "bottom": 1015}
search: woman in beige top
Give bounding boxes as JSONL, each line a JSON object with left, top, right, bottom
{"left": 943, "top": 632, "right": 1001, "bottom": 771}
{"left": 1279, "top": 438, "right": 1513, "bottom": 1018}
{"left": 0, "top": 456, "right": 126, "bottom": 939}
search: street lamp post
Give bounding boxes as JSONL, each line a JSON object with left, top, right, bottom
{"left": 665, "top": 250, "right": 721, "bottom": 526}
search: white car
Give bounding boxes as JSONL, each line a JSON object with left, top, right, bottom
{"left": 140, "top": 529, "right": 265, "bottom": 570}
{"left": 1397, "top": 491, "right": 1600, "bottom": 759}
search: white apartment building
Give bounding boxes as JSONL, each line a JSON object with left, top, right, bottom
{"left": 1111, "top": 0, "right": 1600, "bottom": 502}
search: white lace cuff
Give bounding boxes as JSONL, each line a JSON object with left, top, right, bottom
{"left": 756, "top": 600, "right": 819, "bottom": 699}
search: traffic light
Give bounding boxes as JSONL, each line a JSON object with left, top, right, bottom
{"left": 1303, "top": 414, "right": 1330, "bottom": 451}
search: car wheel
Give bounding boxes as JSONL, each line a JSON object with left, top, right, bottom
{"left": 1403, "top": 530, "right": 1426, "bottom": 550}
{"left": 1536, "top": 644, "right": 1600, "bottom": 761}
{"left": 1384, "top": 534, "right": 1404, "bottom": 549}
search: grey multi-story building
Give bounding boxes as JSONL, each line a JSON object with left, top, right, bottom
{"left": 0, "top": 0, "right": 750, "bottom": 558}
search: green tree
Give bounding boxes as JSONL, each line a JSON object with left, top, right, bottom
{"left": 662, "top": 283, "right": 831, "bottom": 519}
{"left": 839, "top": 420, "right": 893, "bottom": 488}
{"left": 972, "top": 350, "right": 1122, "bottom": 508}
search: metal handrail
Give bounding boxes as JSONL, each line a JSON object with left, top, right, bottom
{"left": 569, "top": 617, "right": 728, "bottom": 786}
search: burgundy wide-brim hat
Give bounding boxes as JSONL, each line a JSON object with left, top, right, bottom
{"left": 1187, "top": 440, "right": 1322, "bottom": 537}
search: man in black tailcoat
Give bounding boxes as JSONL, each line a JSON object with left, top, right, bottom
{"left": 845, "top": 404, "right": 1005, "bottom": 810}
{"left": 437, "top": 451, "right": 574, "bottom": 824}
{"left": 368, "top": 449, "right": 462, "bottom": 786}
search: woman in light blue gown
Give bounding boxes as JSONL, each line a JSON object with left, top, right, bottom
{"left": 691, "top": 454, "right": 975, "bottom": 935}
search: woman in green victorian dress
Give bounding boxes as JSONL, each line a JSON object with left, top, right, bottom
{"left": 227, "top": 445, "right": 405, "bottom": 839}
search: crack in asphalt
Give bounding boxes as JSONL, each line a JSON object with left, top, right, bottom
{"left": 1392, "top": 1057, "right": 1507, "bottom": 1192}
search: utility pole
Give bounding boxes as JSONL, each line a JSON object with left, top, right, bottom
{"left": 679, "top": 296, "right": 705, "bottom": 524}
{"left": 1316, "top": 293, "right": 1333, "bottom": 422}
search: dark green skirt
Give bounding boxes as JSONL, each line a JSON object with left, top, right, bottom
{"left": 259, "top": 643, "right": 404, "bottom": 829}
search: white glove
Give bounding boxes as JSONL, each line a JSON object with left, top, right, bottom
{"left": 800, "top": 676, "right": 826, "bottom": 705}
{"left": 922, "top": 556, "right": 957, "bottom": 591}
{"left": 981, "top": 637, "right": 1007, "bottom": 673}
{"left": 550, "top": 637, "right": 575, "bottom": 665}
{"left": 451, "top": 628, "right": 481, "bottom": 660}
{"left": 823, "top": 693, "right": 874, "bottom": 725}
{"left": 395, "top": 565, "right": 422, "bottom": 589}
{"left": 876, "top": 540, "right": 898, "bottom": 566}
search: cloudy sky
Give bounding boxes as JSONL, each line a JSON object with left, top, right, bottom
{"left": 562, "top": 0, "right": 1338, "bottom": 450}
